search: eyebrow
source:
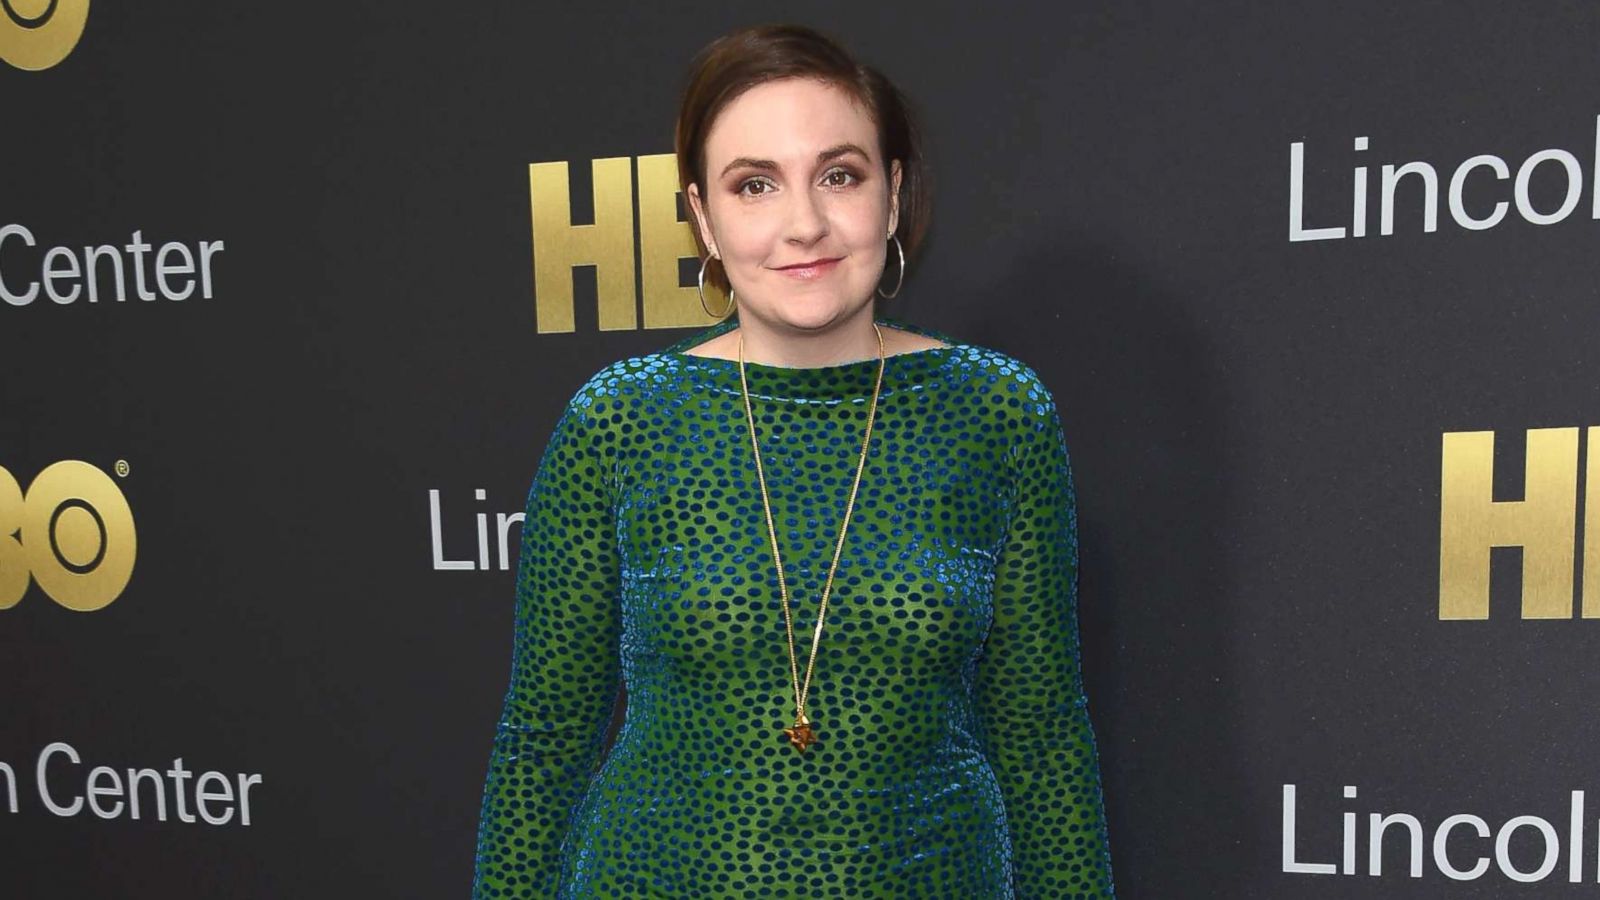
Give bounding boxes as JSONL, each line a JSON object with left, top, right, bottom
{"left": 718, "top": 143, "right": 872, "bottom": 179}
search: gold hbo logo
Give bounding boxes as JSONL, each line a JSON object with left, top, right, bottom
{"left": 1439, "top": 427, "right": 1599, "bottom": 620}
{"left": 0, "top": 0, "right": 89, "bottom": 71}
{"left": 529, "top": 155, "right": 729, "bottom": 334}
{"left": 0, "top": 460, "right": 136, "bottom": 612}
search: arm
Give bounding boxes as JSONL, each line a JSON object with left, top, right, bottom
{"left": 472, "top": 383, "right": 623, "bottom": 898}
{"left": 974, "top": 382, "right": 1117, "bottom": 898}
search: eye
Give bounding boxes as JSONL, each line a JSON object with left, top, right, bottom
{"left": 821, "top": 167, "right": 861, "bottom": 188}
{"left": 736, "top": 177, "right": 775, "bottom": 197}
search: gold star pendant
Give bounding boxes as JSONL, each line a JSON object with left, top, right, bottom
{"left": 783, "top": 717, "right": 819, "bottom": 753}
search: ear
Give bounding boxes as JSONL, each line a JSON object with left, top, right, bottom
{"left": 887, "top": 159, "right": 903, "bottom": 238}
{"left": 685, "top": 182, "right": 718, "bottom": 258}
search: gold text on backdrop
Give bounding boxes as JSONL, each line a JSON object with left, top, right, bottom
{"left": 528, "top": 154, "right": 728, "bottom": 333}
{"left": 1439, "top": 427, "right": 1599, "bottom": 619}
{"left": 0, "top": 0, "right": 90, "bottom": 71}
{"left": 0, "top": 460, "right": 136, "bottom": 612}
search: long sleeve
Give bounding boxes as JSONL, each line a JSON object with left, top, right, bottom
{"left": 472, "top": 382, "right": 623, "bottom": 898}
{"left": 973, "top": 382, "right": 1117, "bottom": 898}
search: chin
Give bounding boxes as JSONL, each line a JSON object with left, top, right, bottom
{"left": 777, "top": 283, "right": 870, "bottom": 315}
{"left": 779, "top": 298, "right": 860, "bottom": 329}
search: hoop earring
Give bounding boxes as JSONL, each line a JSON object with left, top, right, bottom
{"left": 697, "top": 255, "right": 736, "bottom": 319}
{"left": 877, "top": 233, "right": 906, "bottom": 300}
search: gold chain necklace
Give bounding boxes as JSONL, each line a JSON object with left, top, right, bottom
{"left": 738, "top": 322, "right": 887, "bottom": 754}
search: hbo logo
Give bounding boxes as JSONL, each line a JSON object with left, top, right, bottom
{"left": 0, "top": 461, "right": 136, "bottom": 611}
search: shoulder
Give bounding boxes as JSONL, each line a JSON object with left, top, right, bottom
{"left": 532, "top": 356, "right": 659, "bottom": 483}
{"left": 559, "top": 350, "right": 704, "bottom": 438}
{"left": 944, "top": 340, "right": 1060, "bottom": 437}
{"left": 562, "top": 353, "right": 670, "bottom": 415}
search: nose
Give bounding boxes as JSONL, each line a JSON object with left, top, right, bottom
{"left": 784, "top": 187, "right": 828, "bottom": 245}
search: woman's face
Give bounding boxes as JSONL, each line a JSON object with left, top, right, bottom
{"left": 687, "top": 77, "right": 901, "bottom": 332}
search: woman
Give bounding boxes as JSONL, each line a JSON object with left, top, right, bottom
{"left": 474, "top": 24, "right": 1116, "bottom": 899}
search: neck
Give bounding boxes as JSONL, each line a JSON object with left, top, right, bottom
{"left": 733, "top": 304, "right": 884, "bottom": 368}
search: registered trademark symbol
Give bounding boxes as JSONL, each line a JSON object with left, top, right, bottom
{"left": 114, "top": 459, "right": 129, "bottom": 478}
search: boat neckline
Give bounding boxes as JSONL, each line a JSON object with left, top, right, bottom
{"left": 659, "top": 316, "right": 962, "bottom": 374}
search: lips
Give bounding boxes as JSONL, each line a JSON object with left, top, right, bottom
{"left": 774, "top": 257, "right": 843, "bottom": 279}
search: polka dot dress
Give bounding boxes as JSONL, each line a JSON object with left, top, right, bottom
{"left": 472, "top": 313, "right": 1116, "bottom": 898}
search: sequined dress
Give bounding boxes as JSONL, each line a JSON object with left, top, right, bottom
{"left": 472, "top": 313, "right": 1117, "bottom": 898}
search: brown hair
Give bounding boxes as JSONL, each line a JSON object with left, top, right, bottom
{"left": 675, "top": 24, "right": 932, "bottom": 296}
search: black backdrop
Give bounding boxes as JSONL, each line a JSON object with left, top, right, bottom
{"left": 5, "top": 2, "right": 1600, "bottom": 896}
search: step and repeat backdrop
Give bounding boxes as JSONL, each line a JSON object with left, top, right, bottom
{"left": 4, "top": 2, "right": 1598, "bottom": 897}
